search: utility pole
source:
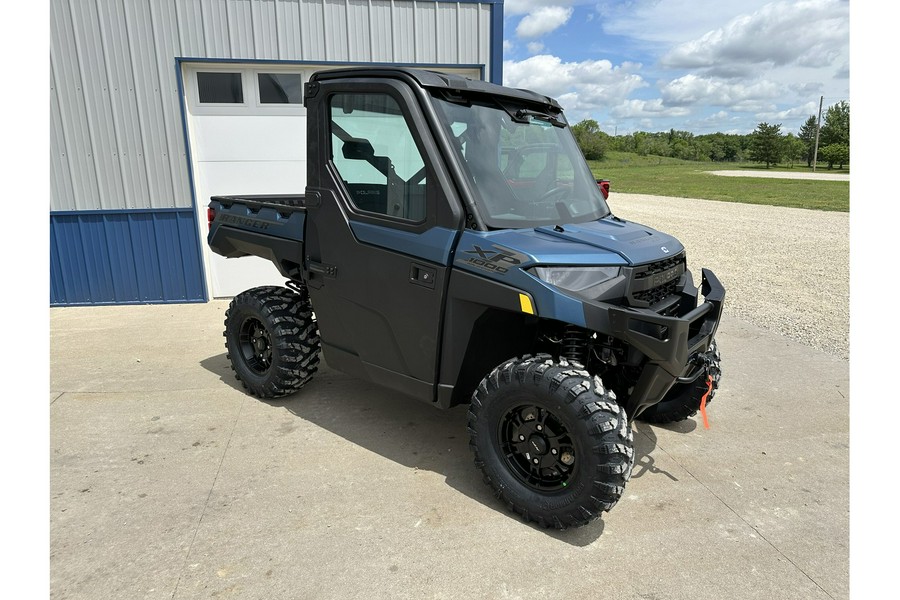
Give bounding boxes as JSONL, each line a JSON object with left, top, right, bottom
{"left": 812, "top": 95, "right": 824, "bottom": 172}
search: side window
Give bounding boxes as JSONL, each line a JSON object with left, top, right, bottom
{"left": 329, "top": 93, "right": 428, "bottom": 222}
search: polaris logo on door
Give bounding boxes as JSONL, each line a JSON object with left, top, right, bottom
{"left": 462, "top": 245, "right": 526, "bottom": 275}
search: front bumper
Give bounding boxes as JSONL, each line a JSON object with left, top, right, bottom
{"left": 597, "top": 268, "right": 725, "bottom": 419}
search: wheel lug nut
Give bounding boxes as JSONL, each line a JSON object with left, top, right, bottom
{"left": 533, "top": 458, "right": 539, "bottom": 464}
{"left": 536, "top": 425, "right": 542, "bottom": 431}
{"left": 551, "top": 448, "right": 558, "bottom": 455}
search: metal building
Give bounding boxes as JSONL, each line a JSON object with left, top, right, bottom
{"left": 50, "top": 0, "right": 503, "bottom": 305}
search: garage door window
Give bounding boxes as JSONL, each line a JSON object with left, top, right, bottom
{"left": 258, "top": 73, "right": 303, "bottom": 104}
{"left": 197, "top": 72, "right": 244, "bottom": 104}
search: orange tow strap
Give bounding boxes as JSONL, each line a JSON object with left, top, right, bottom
{"left": 699, "top": 375, "right": 713, "bottom": 429}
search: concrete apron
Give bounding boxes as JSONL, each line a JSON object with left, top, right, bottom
{"left": 50, "top": 300, "right": 848, "bottom": 600}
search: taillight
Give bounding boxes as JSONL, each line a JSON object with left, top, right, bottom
{"left": 597, "top": 179, "right": 610, "bottom": 200}
{"left": 207, "top": 207, "right": 216, "bottom": 230}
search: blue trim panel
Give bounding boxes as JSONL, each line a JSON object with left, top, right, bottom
{"left": 490, "top": 3, "right": 504, "bottom": 84}
{"left": 453, "top": 229, "right": 588, "bottom": 326}
{"left": 50, "top": 209, "right": 206, "bottom": 306}
{"left": 178, "top": 57, "right": 486, "bottom": 82}
{"left": 349, "top": 223, "right": 458, "bottom": 265}
{"left": 175, "top": 58, "right": 210, "bottom": 303}
{"left": 450, "top": 216, "right": 684, "bottom": 326}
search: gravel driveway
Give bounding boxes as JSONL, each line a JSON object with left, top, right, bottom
{"left": 708, "top": 170, "right": 849, "bottom": 181}
{"left": 609, "top": 193, "right": 849, "bottom": 359}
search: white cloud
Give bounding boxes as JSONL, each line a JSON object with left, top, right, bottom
{"left": 757, "top": 101, "right": 821, "bottom": 122}
{"left": 681, "top": 112, "right": 749, "bottom": 135}
{"left": 789, "top": 82, "right": 825, "bottom": 96}
{"left": 661, "top": 0, "right": 849, "bottom": 75}
{"left": 595, "top": 0, "right": 776, "bottom": 44}
{"left": 611, "top": 99, "right": 691, "bottom": 119}
{"left": 502, "top": 0, "right": 849, "bottom": 135}
{"left": 516, "top": 7, "right": 574, "bottom": 38}
{"left": 661, "top": 74, "right": 780, "bottom": 108}
{"left": 503, "top": 55, "right": 647, "bottom": 110}
{"left": 834, "top": 61, "right": 849, "bottom": 79}
{"left": 505, "top": 0, "right": 581, "bottom": 17}
{"left": 730, "top": 99, "right": 778, "bottom": 114}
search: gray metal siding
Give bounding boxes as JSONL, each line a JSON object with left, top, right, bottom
{"left": 51, "top": 0, "right": 102, "bottom": 210}
{"left": 369, "top": 1, "right": 393, "bottom": 62}
{"left": 415, "top": 2, "right": 438, "bottom": 63}
{"left": 50, "top": 0, "right": 494, "bottom": 212}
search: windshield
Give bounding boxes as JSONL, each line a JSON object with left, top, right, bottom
{"left": 431, "top": 94, "right": 610, "bottom": 229}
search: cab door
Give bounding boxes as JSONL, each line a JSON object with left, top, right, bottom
{"left": 303, "top": 78, "right": 464, "bottom": 402}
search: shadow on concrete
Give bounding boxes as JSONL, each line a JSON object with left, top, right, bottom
{"left": 630, "top": 416, "right": 700, "bottom": 481}
{"left": 632, "top": 425, "right": 680, "bottom": 482}
{"left": 199, "top": 353, "right": 244, "bottom": 393}
{"left": 200, "top": 354, "right": 692, "bottom": 545}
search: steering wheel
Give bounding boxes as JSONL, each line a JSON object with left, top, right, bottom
{"left": 537, "top": 185, "right": 570, "bottom": 202}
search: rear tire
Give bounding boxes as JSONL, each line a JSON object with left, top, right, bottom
{"left": 638, "top": 340, "right": 721, "bottom": 424}
{"left": 224, "top": 285, "right": 320, "bottom": 398}
{"left": 468, "top": 355, "right": 634, "bottom": 529}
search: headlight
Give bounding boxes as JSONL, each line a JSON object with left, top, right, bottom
{"left": 529, "top": 266, "right": 622, "bottom": 299}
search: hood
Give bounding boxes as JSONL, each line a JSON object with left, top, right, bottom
{"left": 532, "top": 218, "right": 684, "bottom": 265}
{"left": 463, "top": 217, "right": 685, "bottom": 268}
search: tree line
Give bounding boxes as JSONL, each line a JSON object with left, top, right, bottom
{"left": 571, "top": 100, "right": 849, "bottom": 169}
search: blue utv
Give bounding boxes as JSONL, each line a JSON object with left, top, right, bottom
{"left": 207, "top": 67, "right": 725, "bottom": 529}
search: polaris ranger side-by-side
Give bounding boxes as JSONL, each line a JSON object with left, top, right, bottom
{"left": 207, "top": 68, "right": 724, "bottom": 529}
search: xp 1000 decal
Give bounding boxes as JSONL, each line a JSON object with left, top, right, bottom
{"left": 459, "top": 244, "right": 530, "bottom": 275}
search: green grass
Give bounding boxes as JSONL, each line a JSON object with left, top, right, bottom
{"left": 587, "top": 151, "right": 849, "bottom": 212}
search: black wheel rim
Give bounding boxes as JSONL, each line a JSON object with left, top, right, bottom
{"left": 238, "top": 317, "right": 273, "bottom": 374}
{"left": 499, "top": 404, "right": 577, "bottom": 491}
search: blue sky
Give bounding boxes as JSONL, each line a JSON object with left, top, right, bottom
{"left": 501, "top": 0, "right": 850, "bottom": 136}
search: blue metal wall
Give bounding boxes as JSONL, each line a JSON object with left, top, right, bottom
{"left": 50, "top": 209, "right": 206, "bottom": 306}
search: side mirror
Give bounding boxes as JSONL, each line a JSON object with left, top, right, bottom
{"left": 342, "top": 138, "right": 375, "bottom": 160}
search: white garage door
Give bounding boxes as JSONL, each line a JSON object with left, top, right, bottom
{"left": 182, "top": 62, "right": 482, "bottom": 298}
{"left": 183, "top": 63, "right": 309, "bottom": 298}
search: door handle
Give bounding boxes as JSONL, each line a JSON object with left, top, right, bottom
{"left": 309, "top": 261, "right": 337, "bottom": 278}
{"left": 409, "top": 263, "right": 436, "bottom": 289}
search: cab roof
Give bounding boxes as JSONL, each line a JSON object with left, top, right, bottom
{"left": 309, "top": 66, "right": 562, "bottom": 111}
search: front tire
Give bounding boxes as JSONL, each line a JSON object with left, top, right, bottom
{"left": 468, "top": 355, "right": 634, "bottom": 529}
{"left": 224, "top": 285, "right": 320, "bottom": 398}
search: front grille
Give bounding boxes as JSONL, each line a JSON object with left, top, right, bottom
{"left": 628, "top": 252, "right": 686, "bottom": 308}
{"left": 633, "top": 253, "right": 685, "bottom": 280}
{"left": 634, "top": 279, "right": 678, "bottom": 305}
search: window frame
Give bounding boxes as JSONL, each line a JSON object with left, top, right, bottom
{"left": 195, "top": 71, "right": 247, "bottom": 106}
{"left": 256, "top": 72, "right": 304, "bottom": 106}
{"left": 327, "top": 91, "right": 430, "bottom": 224}
{"left": 321, "top": 80, "right": 453, "bottom": 234}
{"left": 186, "top": 64, "right": 307, "bottom": 116}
